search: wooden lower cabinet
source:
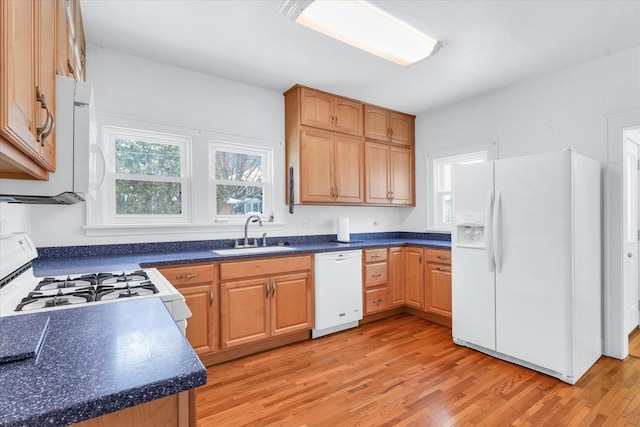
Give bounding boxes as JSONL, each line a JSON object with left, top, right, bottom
{"left": 158, "top": 264, "right": 217, "bottom": 356}
{"left": 219, "top": 256, "right": 313, "bottom": 349}
{"left": 425, "top": 248, "right": 452, "bottom": 319}
{"left": 388, "top": 247, "right": 404, "bottom": 307}
{"left": 71, "top": 391, "right": 192, "bottom": 427}
{"left": 425, "top": 264, "right": 452, "bottom": 317}
{"left": 405, "top": 247, "right": 424, "bottom": 309}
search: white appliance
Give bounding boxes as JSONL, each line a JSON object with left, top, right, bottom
{"left": 312, "top": 250, "right": 362, "bottom": 338}
{"left": 451, "top": 150, "right": 601, "bottom": 385}
{"left": 0, "top": 233, "right": 191, "bottom": 334}
{"left": 0, "top": 75, "right": 103, "bottom": 204}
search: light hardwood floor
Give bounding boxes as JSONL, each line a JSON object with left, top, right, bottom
{"left": 196, "top": 315, "right": 640, "bottom": 426}
{"left": 630, "top": 327, "right": 640, "bottom": 359}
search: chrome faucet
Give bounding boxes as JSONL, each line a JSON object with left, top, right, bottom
{"left": 242, "top": 215, "right": 263, "bottom": 247}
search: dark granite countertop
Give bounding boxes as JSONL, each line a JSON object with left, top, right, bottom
{"left": 0, "top": 298, "right": 207, "bottom": 427}
{"left": 33, "top": 237, "right": 451, "bottom": 276}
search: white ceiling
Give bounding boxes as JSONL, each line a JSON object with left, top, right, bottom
{"left": 80, "top": 0, "right": 640, "bottom": 115}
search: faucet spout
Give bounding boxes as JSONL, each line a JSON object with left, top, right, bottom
{"left": 244, "top": 215, "right": 263, "bottom": 246}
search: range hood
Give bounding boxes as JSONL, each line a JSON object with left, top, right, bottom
{"left": 0, "top": 76, "right": 99, "bottom": 205}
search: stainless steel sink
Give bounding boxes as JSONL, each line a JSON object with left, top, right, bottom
{"left": 211, "top": 246, "right": 296, "bottom": 255}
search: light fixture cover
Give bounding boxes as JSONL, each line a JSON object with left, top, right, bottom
{"left": 279, "top": 0, "right": 441, "bottom": 66}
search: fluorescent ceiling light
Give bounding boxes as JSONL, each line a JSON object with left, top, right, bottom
{"left": 279, "top": 0, "right": 442, "bottom": 66}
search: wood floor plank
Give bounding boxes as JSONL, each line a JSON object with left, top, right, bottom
{"left": 196, "top": 315, "right": 640, "bottom": 426}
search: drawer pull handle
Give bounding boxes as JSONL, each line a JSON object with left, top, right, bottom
{"left": 372, "top": 254, "right": 382, "bottom": 258}
{"left": 209, "top": 290, "right": 214, "bottom": 306}
{"left": 266, "top": 282, "right": 270, "bottom": 298}
{"left": 438, "top": 267, "right": 450, "bottom": 272}
{"left": 437, "top": 256, "right": 449, "bottom": 260}
{"left": 372, "top": 273, "right": 382, "bottom": 278}
{"left": 176, "top": 274, "right": 197, "bottom": 279}
{"left": 271, "top": 281, "right": 276, "bottom": 297}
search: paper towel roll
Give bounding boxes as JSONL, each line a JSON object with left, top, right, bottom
{"left": 337, "top": 218, "right": 350, "bottom": 242}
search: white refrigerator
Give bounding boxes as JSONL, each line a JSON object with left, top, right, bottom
{"left": 451, "top": 150, "right": 601, "bottom": 385}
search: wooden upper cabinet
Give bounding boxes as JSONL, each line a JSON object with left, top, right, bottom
{"left": 0, "top": 0, "right": 57, "bottom": 180}
{"left": 285, "top": 84, "right": 414, "bottom": 207}
{"left": 364, "top": 105, "right": 414, "bottom": 146}
{"left": 364, "top": 142, "right": 414, "bottom": 205}
{"left": 298, "top": 127, "right": 363, "bottom": 204}
{"left": 299, "top": 87, "right": 363, "bottom": 136}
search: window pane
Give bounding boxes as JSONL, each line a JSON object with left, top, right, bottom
{"left": 442, "top": 194, "right": 452, "bottom": 225}
{"left": 215, "top": 151, "right": 263, "bottom": 182}
{"left": 438, "top": 163, "right": 452, "bottom": 192}
{"left": 116, "top": 180, "right": 182, "bottom": 215}
{"left": 115, "top": 139, "right": 181, "bottom": 177}
{"left": 216, "top": 185, "right": 263, "bottom": 215}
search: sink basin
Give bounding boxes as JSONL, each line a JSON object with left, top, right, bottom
{"left": 212, "top": 246, "right": 296, "bottom": 255}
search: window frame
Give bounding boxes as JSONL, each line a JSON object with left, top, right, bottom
{"left": 103, "top": 125, "right": 192, "bottom": 225}
{"left": 209, "top": 140, "right": 274, "bottom": 223}
{"left": 426, "top": 141, "right": 498, "bottom": 232}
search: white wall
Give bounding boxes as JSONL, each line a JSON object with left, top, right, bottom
{"left": 0, "top": 204, "right": 31, "bottom": 237}
{"left": 28, "top": 47, "right": 402, "bottom": 247}
{"left": 403, "top": 46, "right": 640, "bottom": 231}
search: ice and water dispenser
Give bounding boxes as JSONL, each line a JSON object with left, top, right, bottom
{"left": 455, "top": 212, "right": 486, "bottom": 248}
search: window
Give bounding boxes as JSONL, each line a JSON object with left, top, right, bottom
{"left": 104, "top": 126, "right": 191, "bottom": 224}
{"left": 210, "top": 141, "right": 272, "bottom": 220}
{"left": 427, "top": 141, "right": 497, "bottom": 231}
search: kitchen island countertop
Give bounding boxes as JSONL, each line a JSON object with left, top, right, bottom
{"left": 33, "top": 237, "right": 451, "bottom": 276}
{"left": 0, "top": 298, "right": 206, "bottom": 427}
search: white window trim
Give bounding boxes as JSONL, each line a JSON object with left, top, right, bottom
{"left": 426, "top": 140, "right": 498, "bottom": 232}
{"left": 85, "top": 112, "right": 285, "bottom": 237}
{"left": 102, "top": 126, "right": 192, "bottom": 225}
{"left": 209, "top": 140, "right": 274, "bottom": 224}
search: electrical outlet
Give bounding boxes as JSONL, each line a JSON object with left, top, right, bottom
{"left": 302, "top": 218, "right": 312, "bottom": 228}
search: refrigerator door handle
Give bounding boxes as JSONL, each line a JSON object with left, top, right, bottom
{"left": 493, "top": 190, "right": 503, "bottom": 273}
{"left": 485, "top": 190, "right": 494, "bottom": 272}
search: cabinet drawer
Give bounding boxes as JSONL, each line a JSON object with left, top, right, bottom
{"left": 364, "top": 263, "right": 388, "bottom": 288}
{"left": 425, "top": 248, "right": 451, "bottom": 265}
{"left": 158, "top": 264, "right": 216, "bottom": 287}
{"left": 219, "top": 255, "right": 312, "bottom": 281}
{"left": 364, "top": 248, "right": 387, "bottom": 263}
{"left": 364, "top": 288, "right": 388, "bottom": 314}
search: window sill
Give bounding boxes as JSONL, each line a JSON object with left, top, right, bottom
{"left": 83, "top": 222, "right": 286, "bottom": 237}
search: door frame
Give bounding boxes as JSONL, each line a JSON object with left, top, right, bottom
{"left": 605, "top": 110, "right": 640, "bottom": 359}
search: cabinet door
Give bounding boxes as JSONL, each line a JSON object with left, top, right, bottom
{"left": 364, "top": 141, "right": 390, "bottom": 204}
{"left": 1, "top": 0, "right": 38, "bottom": 158}
{"left": 333, "top": 97, "right": 363, "bottom": 136}
{"left": 364, "top": 105, "right": 390, "bottom": 142}
{"left": 300, "top": 128, "right": 335, "bottom": 202}
{"left": 426, "top": 264, "right": 452, "bottom": 318}
{"left": 180, "top": 284, "right": 217, "bottom": 355}
{"left": 389, "top": 112, "right": 413, "bottom": 146}
{"left": 389, "top": 146, "right": 413, "bottom": 205}
{"left": 220, "top": 278, "right": 270, "bottom": 348}
{"left": 36, "top": 0, "right": 56, "bottom": 170}
{"left": 334, "top": 134, "right": 363, "bottom": 203}
{"left": 388, "top": 247, "right": 405, "bottom": 307}
{"left": 300, "top": 87, "right": 334, "bottom": 131}
{"left": 270, "top": 272, "right": 313, "bottom": 336}
{"left": 405, "top": 248, "right": 424, "bottom": 309}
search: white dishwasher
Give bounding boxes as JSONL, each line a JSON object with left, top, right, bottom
{"left": 312, "top": 250, "right": 363, "bottom": 338}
